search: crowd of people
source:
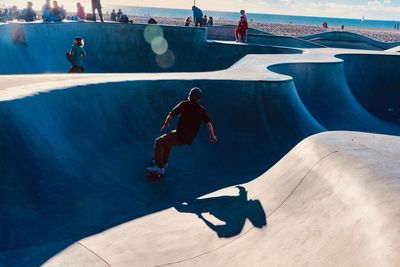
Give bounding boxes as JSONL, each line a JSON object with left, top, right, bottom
{"left": 185, "top": 6, "right": 248, "bottom": 42}
{"left": 0, "top": 0, "right": 108, "bottom": 22}
{"left": 0, "top": 2, "right": 36, "bottom": 22}
{"left": 185, "top": 6, "right": 214, "bottom": 27}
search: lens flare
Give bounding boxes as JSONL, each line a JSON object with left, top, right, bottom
{"left": 143, "top": 25, "right": 164, "bottom": 44}
{"left": 156, "top": 50, "right": 175, "bottom": 69}
{"left": 151, "top": 36, "right": 168, "bottom": 55}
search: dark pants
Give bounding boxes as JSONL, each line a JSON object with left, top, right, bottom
{"left": 68, "top": 66, "right": 84, "bottom": 73}
{"left": 154, "top": 131, "right": 185, "bottom": 168}
{"left": 195, "top": 19, "right": 203, "bottom": 27}
{"left": 92, "top": 5, "right": 103, "bottom": 22}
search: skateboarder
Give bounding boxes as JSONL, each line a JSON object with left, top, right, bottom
{"left": 147, "top": 87, "right": 217, "bottom": 175}
{"left": 67, "top": 37, "right": 86, "bottom": 73}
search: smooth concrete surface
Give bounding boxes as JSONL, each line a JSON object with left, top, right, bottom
{"left": 301, "top": 31, "right": 400, "bottom": 50}
{"left": 0, "top": 22, "right": 400, "bottom": 266}
{"left": 247, "top": 33, "right": 324, "bottom": 49}
{"left": 338, "top": 53, "right": 400, "bottom": 123}
{"left": 0, "top": 22, "right": 300, "bottom": 74}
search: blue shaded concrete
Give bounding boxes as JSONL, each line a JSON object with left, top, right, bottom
{"left": 0, "top": 78, "right": 321, "bottom": 264}
{"left": 0, "top": 22, "right": 300, "bottom": 74}
{"left": 247, "top": 33, "right": 324, "bottom": 49}
{"left": 0, "top": 22, "right": 400, "bottom": 266}
{"left": 269, "top": 61, "right": 400, "bottom": 134}
{"left": 338, "top": 53, "right": 400, "bottom": 123}
{"left": 301, "top": 31, "right": 400, "bottom": 50}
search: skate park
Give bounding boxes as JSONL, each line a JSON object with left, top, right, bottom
{"left": 0, "top": 22, "right": 399, "bottom": 266}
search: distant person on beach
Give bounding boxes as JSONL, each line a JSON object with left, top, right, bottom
{"left": 50, "top": 1, "right": 63, "bottom": 21}
{"left": 41, "top": 0, "right": 51, "bottom": 21}
{"left": 240, "top": 10, "right": 247, "bottom": 22}
{"left": 110, "top": 9, "right": 117, "bottom": 21}
{"left": 91, "top": 0, "right": 103, "bottom": 22}
{"left": 21, "top": 2, "right": 36, "bottom": 22}
{"left": 208, "top": 16, "right": 213, "bottom": 26}
{"left": 76, "top": 2, "right": 85, "bottom": 20}
{"left": 148, "top": 18, "right": 157, "bottom": 24}
{"left": 185, "top": 16, "right": 192, "bottom": 26}
{"left": 236, "top": 15, "right": 248, "bottom": 42}
{"left": 192, "top": 5, "right": 203, "bottom": 27}
{"left": 146, "top": 87, "right": 217, "bottom": 175}
{"left": 117, "top": 9, "right": 123, "bottom": 20}
{"left": 323, "top": 21, "right": 328, "bottom": 28}
{"left": 60, "top": 5, "right": 66, "bottom": 19}
{"left": 118, "top": 13, "right": 129, "bottom": 23}
{"left": 10, "top": 6, "right": 20, "bottom": 20}
{"left": 67, "top": 37, "right": 86, "bottom": 73}
{"left": 1, "top": 8, "right": 9, "bottom": 22}
{"left": 202, "top": 15, "right": 208, "bottom": 26}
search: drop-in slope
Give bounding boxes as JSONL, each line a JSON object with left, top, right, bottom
{"left": 0, "top": 78, "right": 321, "bottom": 265}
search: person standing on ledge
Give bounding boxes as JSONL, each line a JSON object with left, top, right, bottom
{"left": 147, "top": 87, "right": 217, "bottom": 175}
{"left": 21, "top": 2, "right": 36, "bottom": 22}
{"left": 91, "top": 0, "right": 103, "bottom": 22}
{"left": 67, "top": 37, "right": 86, "bottom": 73}
{"left": 192, "top": 5, "right": 203, "bottom": 27}
{"left": 76, "top": 2, "right": 85, "bottom": 20}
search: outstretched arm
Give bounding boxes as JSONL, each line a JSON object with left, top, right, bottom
{"left": 160, "top": 114, "right": 174, "bottom": 131}
{"left": 206, "top": 122, "right": 217, "bottom": 143}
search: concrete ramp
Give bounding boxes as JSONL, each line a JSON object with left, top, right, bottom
{"left": 0, "top": 23, "right": 300, "bottom": 74}
{"left": 7, "top": 131, "right": 398, "bottom": 267}
{"left": 0, "top": 23, "right": 400, "bottom": 266}
{"left": 301, "top": 31, "right": 400, "bottom": 50}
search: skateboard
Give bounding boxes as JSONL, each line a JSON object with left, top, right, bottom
{"left": 146, "top": 160, "right": 165, "bottom": 179}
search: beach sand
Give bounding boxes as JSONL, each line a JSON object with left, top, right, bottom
{"left": 129, "top": 15, "right": 400, "bottom": 43}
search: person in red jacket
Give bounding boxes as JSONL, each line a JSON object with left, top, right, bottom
{"left": 76, "top": 2, "right": 85, "bottom": 20}
{"left": 236, "top": 15, "right": 248, "bottom": 42}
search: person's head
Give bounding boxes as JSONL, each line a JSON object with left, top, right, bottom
{"left": 240, "top": 15, "right": 245, "bottom": 21}
{"left": 112, "top": 9, "right": 115, "bottom": 12}
{"left": 46, "top": 0, "right": 50, "bottom": 5}
{"left": 209, "top": 16, "right": 213, "bottom": 20}
{"left": 53, "top": 1, "right": 58, "bottom": 8}
{"left": 240, "top": 9, "right": 245, "bottom": 15}
{"left": 12, "top": 6, "right": 17, "bottom": 12}
{"left": 204, "top": 15, "right": 207, "bottom": 18}
{"left": 27, "top": 1, "right": 33, "bottom": 8}
{"left": 188, "top": 87, "right": 202, "bottom": 102}
{"left": 73, "top": 37, "right": 84, "bottom": 47}
{"left": 118, "top": 9, "right": 121, "bottom": 12}
{"left": 76, "top": 2, "right": 82, "bottom": 8}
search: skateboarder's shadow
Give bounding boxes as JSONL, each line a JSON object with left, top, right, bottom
{"left": 175, "top": 186, "right": 267, "bottom": 238}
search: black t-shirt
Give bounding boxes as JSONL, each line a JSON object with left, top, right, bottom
{"left": 170, "top": 100, "right": 211, "bottom": 144}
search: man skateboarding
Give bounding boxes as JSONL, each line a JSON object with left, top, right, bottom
{"left": 147, "top": 87, "right": 217, "bottom": 175}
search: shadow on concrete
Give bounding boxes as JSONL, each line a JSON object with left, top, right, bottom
{"left": 175, "top": 186, "right": 267, "bottom": 238}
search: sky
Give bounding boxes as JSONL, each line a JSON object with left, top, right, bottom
{"left": 2, "top": 0, "right": 400, "bottom": 21}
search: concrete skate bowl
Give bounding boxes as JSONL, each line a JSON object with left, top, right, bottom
{"left": 337, "top": 53, "right": 400, "bottom": 123}
{"left": 268, "top": 59, "right": 400, "bottom": 135}
{"left": 0, "top": 78, "right": 325, "bottom": 265}
{"left": 0, "top": 22, "right": 301, "bottom": 74}
{"left": 301, "top": 31, "right": 400, "bottom": 50}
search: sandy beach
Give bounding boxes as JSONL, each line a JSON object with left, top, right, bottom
{"left": 128, "top": 15, "right": 400, "bottom": 43}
